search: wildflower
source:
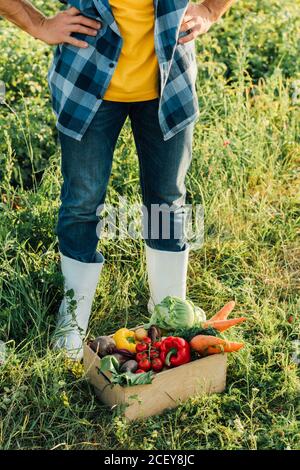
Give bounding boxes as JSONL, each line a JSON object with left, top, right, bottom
{"left": 64, "top": 357, "right": 84, "bottom": 378}
{"left": 61, "top": 390, "right": 70, "bottom": 407}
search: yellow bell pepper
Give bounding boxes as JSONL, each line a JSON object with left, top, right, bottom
{"left": 113, "top": 328, "right": 137, "bottom": 353}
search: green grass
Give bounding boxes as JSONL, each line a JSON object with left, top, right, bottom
{"left": 0, "top": 0, "right": 299, "bottom": 450}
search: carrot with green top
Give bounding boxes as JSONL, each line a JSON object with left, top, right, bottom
{"left": 208, "top": 300, "right": 236, "bottom": 322}
{"left": 190, "top": 335, "right": 244, "bottom": 356}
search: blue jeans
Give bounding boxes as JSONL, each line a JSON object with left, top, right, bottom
{"left": 57, "top": 98, "right": 194, "bottom": 263}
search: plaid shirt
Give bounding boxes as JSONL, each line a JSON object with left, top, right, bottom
{"left": 48, "top": 0, "right": 199, "bottom": 141}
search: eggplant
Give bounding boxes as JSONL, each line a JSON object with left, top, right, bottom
{"left": 148, "top": 325, "right": 161, "bottom": 343}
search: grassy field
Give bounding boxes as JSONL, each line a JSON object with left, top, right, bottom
{"left": 0, "top": 0, "right": 299, "bottom": 450}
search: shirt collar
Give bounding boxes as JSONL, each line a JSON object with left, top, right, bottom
{"left": 93, "top": 1, "right": 168, "bottom": 38}
{"left": 92, "top": 0, "right": 121, "bottom": 36}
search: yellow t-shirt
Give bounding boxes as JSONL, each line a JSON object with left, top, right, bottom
{"left": 103, "top": 0, "right": 160, "bottom": 102}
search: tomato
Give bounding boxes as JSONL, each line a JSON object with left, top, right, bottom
{"left": 136, "top": 351, "right": 148, "bottom": 362}
{"left": 151, "top": 358, "right": 164, "bottom": 372}
{"left": 136, "top": 342, "right": 148, "bottom": 353}
{"left": 138, "top": 358, "right": 151, "bottom": 372}
{"left": 150, "top": 349, "right": 159, "bottom": 359}
{"left": 143, "top": 337, "right": 152, "bottom": 345}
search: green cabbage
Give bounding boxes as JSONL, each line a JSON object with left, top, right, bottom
{"left": 194, "top": 305, "right": 207, "bottom": 324}
{"left": 147, "top": 296, "right": 206, "bottom": 331}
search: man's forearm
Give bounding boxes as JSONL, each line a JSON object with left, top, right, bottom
{"left": 201, "top": 0, "right": 235, "bottom": 22}
{"left": 0, "top": 1, "right": 101, "bottom": 48}
{"left": 0, "top": 0, "right": 46, "bottom": 38}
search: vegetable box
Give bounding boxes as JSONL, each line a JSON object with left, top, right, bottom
{"left": 83, "top": 335, "right": 227, "bottom": 421}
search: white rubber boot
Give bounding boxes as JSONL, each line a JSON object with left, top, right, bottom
{"left": 145, "top": 244, "right": 189, "bottom": 314}
{"left": 52, "top": 251, "right": 104, "bottom": 361}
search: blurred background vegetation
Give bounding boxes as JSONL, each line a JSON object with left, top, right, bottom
{"left": 0, "top": 0, "right": 299, "bottom": 187}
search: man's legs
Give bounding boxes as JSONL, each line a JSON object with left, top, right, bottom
{"left": 57, "top": 101, "right": 129, "bottom": 263}
{"left": 53, "top": 101, "right": 129, "bottom": 359}
{"left": 129, "top": 99, "right": 194, "bottom": 311}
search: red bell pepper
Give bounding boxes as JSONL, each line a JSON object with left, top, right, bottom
{"left": 160, "top": 337, "right": 191, "bottom": 367}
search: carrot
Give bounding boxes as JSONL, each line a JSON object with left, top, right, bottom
{"left": 206, "top": 341, "right": 244, "bottom": 355}
{"left": 190, "top": 335, "right": 224, "bottom": 352}
{"left": 208, "top": 300, "right": 236, "bottom": 322}
{"left": 202, "top": 317, "right": 247, "bottom": 332}
{"left": 190, "top": 335, "right": 244, "bottom": 356}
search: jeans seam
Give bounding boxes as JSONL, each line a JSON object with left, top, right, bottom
{"left": 131, "top": 120, "right": 149, "bottom": 207}
{"left": 131, "top": 118, "right": 152, "bottom": 244}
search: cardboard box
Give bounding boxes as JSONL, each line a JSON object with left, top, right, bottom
{"left": 83, "top": 342, "right": 227, "bottom": 421}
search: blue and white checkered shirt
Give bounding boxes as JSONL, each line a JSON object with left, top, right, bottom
{"left": 48, "top": 0, "right": 199, "bottom": 141}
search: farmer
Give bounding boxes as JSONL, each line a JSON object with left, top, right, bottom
{"left": 0, "top": 0, "right": 235, "bottom": 360}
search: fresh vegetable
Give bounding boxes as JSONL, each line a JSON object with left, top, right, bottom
{"left": 113, "top": 328, "right": 137, "bottom": 353}
{"left": 113, "top": 348, "right": 136, "bottom": 359}
{"left": 135, "top": 369, "right": 145, "bottom": 374}
{"left": 136, "top": 351, "right": 148, "bottom": 362}
{"left": 160, "top": 336, "right": 191, "bottom": 367}
{"left": 143, "top": 337, "right": 152, "bottom": 345}
{"left": 111, "top": 353, "right": 128, "bottom": 365}
{"left": 194, "top": 305, "right": 207, "bottom": 324}
{"left": 134, "top": 327, "right": 148, "bottom": 341}
{"left": 150, "top": 349, "right": 159, "bottom": 359}
{"left": 120, "top": 360, "right": 138, "bottom": 373}
{"left": 147, "top": 296, "right": 206, "bottom": 331}
{"left": 148, "top": 325, "right": 161, "bottom": 343}
{"left": 138, "top": 358, "right": 152, "bottom": 372}
{"left": 99, "top": 354, "right": 153, "bottom": 385}
{"left": 117, "top": 370, "right": 153, "bottom": 386}
{"left": 88, "top": 336, "right": 116, "bottom": 357}
{"left": 136, "top": 337, "right": 152, "bottom": 353}
{"left": 190, "top": 335, "right": 244, "bottom": 356}
{"left": 208, "top": 301, "right": 236, "bottom": 322}
{"left": 202, "top": 317, "right": 247, "bottom": 332}
{"left": 99, "top": 354, "right": 120, "bottom": 374}
{"left": 151, "top": 357, "right": 164, "bottom": 372}
{"left": 136, "top": 342, "right": 148, "bottom": 353}
{"left": 169, "top": 326, "right": 219, "bottom": 342}
{"left": 206, "top": 340, "right": 244, "bottom": 355}
{"left": 153, "top": 341, "right": 162, "bottom": 350}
